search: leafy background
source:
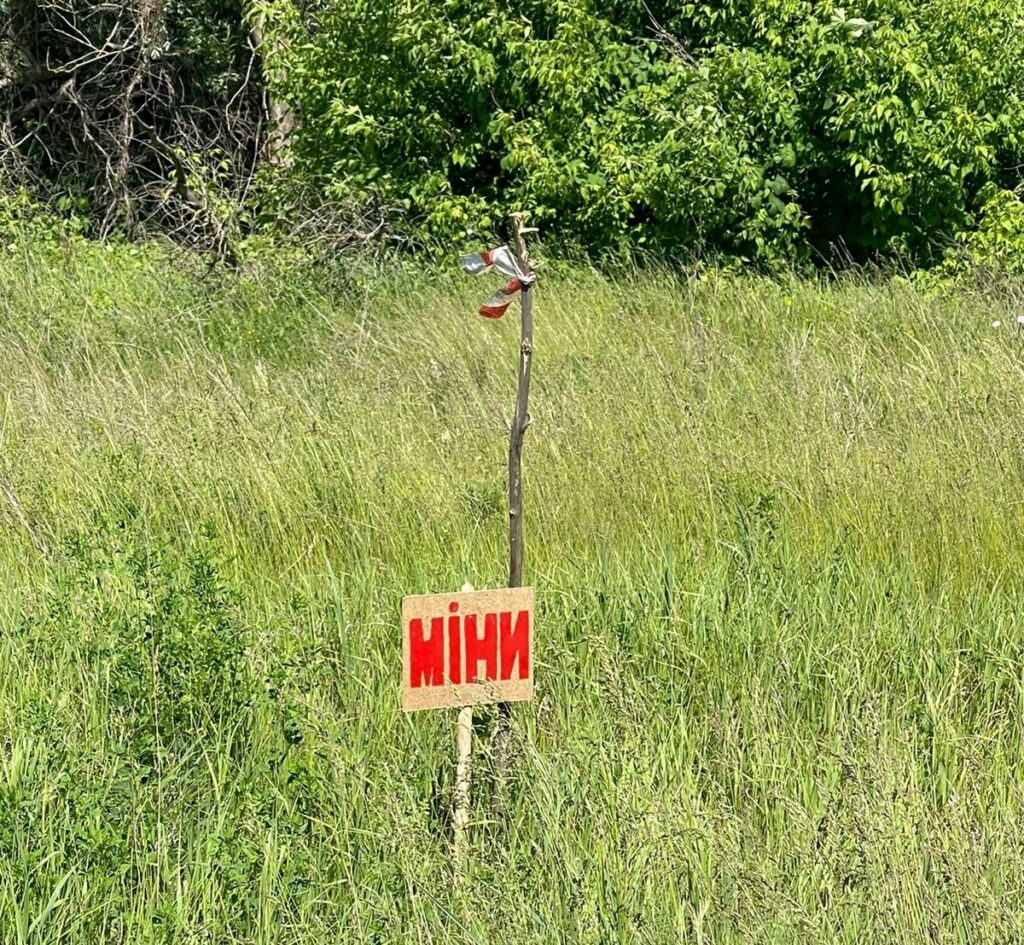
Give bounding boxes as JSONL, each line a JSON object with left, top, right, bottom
{"left": 2, "top": 0, "right": 1024, "bottom": 269}
{"left": 257, "top": 0, "right": 1024, "bottom": 265}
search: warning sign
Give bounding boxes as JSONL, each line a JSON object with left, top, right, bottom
{"left": 401, "top": 586, "right": 534, "bottom": 712}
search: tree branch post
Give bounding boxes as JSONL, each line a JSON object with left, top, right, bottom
{"left": 454, "top": 704, "right": 472, "bottom": 886}
{"left": 494, "top": 211, "right": 535, "bottom": 820}
{"left": 453, "top": 580, "right": 476, "bottom": 885}
{"left": 508, "top": 213, "right": 534, "bottom": 588}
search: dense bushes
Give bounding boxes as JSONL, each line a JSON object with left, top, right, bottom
{"left": 260, "top": 0, "right": 1024, "bottom": 265}
{"left": 3, "top": 0, "right": 1024, "bottom": 267}
{"left": 0, "top": 0, "right": 260, "bottom": 255}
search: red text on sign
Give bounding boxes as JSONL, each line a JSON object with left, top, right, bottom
{"left": 409, "top": 603, "right": 530, "bottom": 688}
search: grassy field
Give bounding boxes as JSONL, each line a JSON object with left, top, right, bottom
{"left": 2, "top": 243, "right": 1024, "bottom": 943}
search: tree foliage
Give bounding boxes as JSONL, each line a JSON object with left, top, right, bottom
{"left": 3, "top": 0, "right": 1024, "bottom": 266}
{"left": 0, "top": 0, "right": 261, "bottom": 256}
{"left": 260, "top": 0, "right": 1024, "bottom": 264}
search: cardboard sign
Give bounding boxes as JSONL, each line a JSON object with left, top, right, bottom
{"left": 401, "top": 586, "right": 534, "bottom": 712}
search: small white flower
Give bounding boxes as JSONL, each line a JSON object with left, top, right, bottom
{"left": 1017, "top": 314, "right": 1024, "bottom": 326}
{"left": 992, "top": 320, "right": 1002, "bottom": 329}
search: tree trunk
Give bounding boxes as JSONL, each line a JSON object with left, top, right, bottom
{"left": 249, "top": 12, "right": 295, "bottom": 167}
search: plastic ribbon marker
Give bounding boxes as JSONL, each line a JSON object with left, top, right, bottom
{"left": 460, "top": 246, "right": 536, "bottom": 319}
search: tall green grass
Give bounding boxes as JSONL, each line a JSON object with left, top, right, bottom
{"left": 2, "top": 242, "right": 1024, "bottom": 942}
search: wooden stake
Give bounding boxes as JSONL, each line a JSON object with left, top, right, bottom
{"left": 454, "top": 581, "right": 475, "bottom": 884}
{"left": 453, "top": 704, "right": 472, "bottom": 884}
{"left": 508, "top": 212, "right": 534, "bottom": 590}
{"left": 494, "top": 212, "right": 535, "bottom": 819}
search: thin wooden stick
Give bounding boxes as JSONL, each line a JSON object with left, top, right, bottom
{"left": 508, "top": 212, "right": 534, "bottom": 590}
{"left": 454, "top": 581, "right": 475, "bottom": 884}
{"left": 454, "top": 704, "right": 473, "bottom": 884}
{"left": 494, "top": 212, "right": 535, "bottom": 820}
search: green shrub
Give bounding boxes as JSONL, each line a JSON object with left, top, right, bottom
{"left": 34, "top": 516, "right": 255, "bottom": 767}
{"left": 954, "top": 186, "right": 1024, "bottom": 275}
{"left": 0, "top": 186, "right": 90, "bottom": 250}
{"left": 253, "top": 0, "right": 1024, "bottom": 265}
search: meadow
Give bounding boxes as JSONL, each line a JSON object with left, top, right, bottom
{"left": 2, "top": 243, "right": 1024, "bottom": 943}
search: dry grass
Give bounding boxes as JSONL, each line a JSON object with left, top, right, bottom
{"left": 1, "top": 243, "right": 1024, "bottom": 942}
